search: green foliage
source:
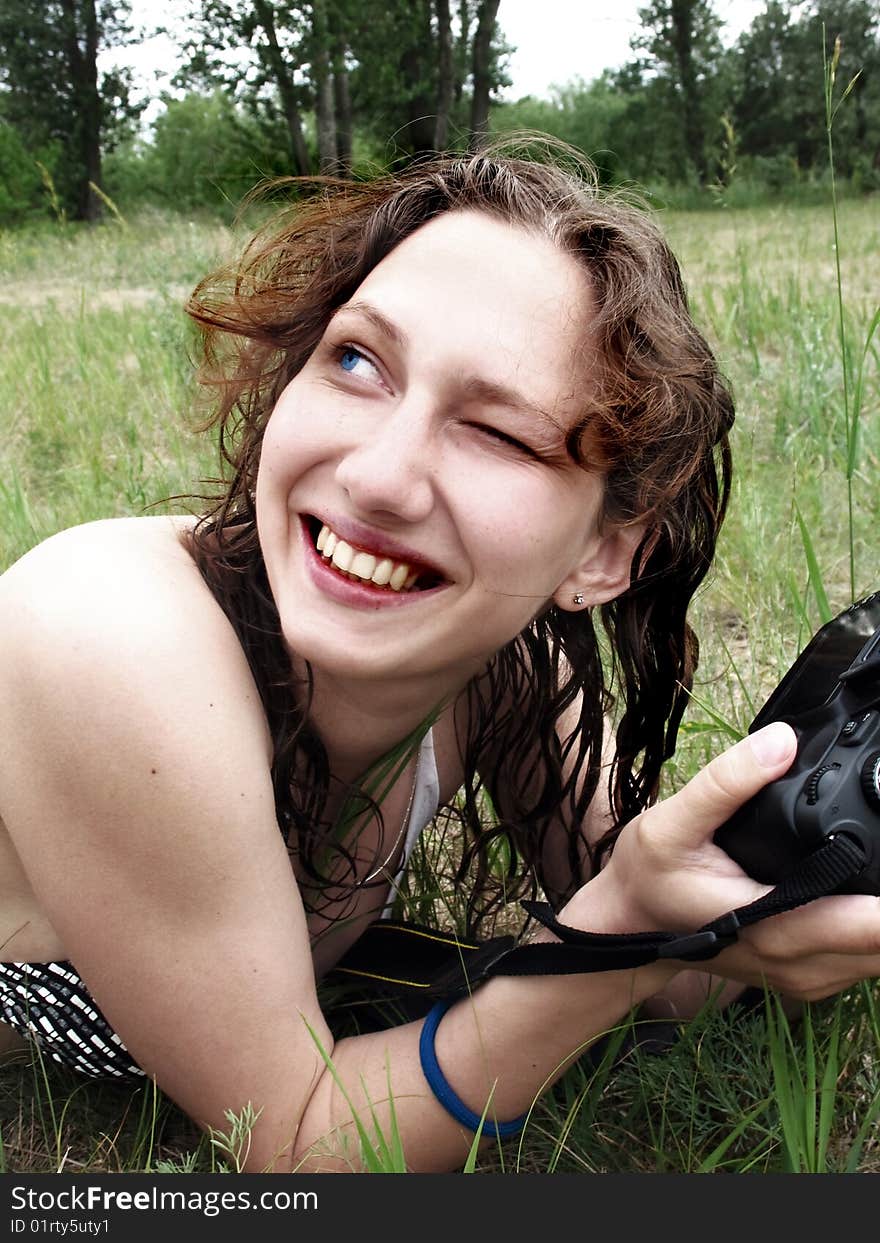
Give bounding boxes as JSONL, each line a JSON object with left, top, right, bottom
{"left": 492, "top": 76, "right": 628, "bottom": 181}
{"left": 0, "top": 1, "right": 143, "bottom": 220}
{"left": 105, "top": 92, "right": 293, "bottom": 213}
{"left": 0, "top": 123, "right": 55, "bottom": 226}
{"left": 490, "top": 1, "right": 880, "bottom": 201}
{"left": 630, "top": 0, "right": 726, "bottom": 183}
{"left": 730, "top": 0, "right": 880, "bottom": 184}
{"left": 4, "top": 1, "right": 875, "bottom": 209}
{"left": 176, "top": 1, "right": 511, "bottom": 168}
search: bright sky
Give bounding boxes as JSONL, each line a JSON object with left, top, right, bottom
{"left": 499, "top": 0, "right": 769, "bottom": 97}
{"left": 115, "top": 1, "right": 770, "bottom": 110}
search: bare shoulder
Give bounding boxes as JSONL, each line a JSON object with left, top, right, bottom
{"left": 0, "top": 515, "right": 275, "bottom": 873}
{"left": 1, "top": 515, "right": 215, "bottom": 638}
{"left": 0, "top": 516, "right": 270, "bottom": 759}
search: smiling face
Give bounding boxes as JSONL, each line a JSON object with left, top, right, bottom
{"left": 255, "top": 209, "right": 637, "bottom": 696}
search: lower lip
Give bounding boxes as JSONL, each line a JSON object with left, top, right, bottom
{"left": 300, "top": 519, "right": 444, "bottom": 611}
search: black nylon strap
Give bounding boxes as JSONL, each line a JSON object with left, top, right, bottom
{"left": 422, "top": 833, "right": 868, "bottom": 1000}
{"left": 712, "top": 833, "right": 866, "bottom": 930}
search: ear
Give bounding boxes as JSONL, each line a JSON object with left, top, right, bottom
{"left": 552, "top": 522, "right": 645, "bottom": 611}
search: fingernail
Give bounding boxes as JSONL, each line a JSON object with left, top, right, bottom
{"left": 748, "top": 721, "right": 795, "bottom": 767}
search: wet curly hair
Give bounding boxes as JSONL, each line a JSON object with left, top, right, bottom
{"left": 181, "top": 140, "right": 734, "bottom": 929}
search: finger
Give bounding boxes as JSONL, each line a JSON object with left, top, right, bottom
{"left": 650, "top": 721, "right": 797, "bottom": 850}
{"left": 749, "top": 892, "right": 880, "bottom": 960}
{"left": 712, "top": 893, "right": 880, "bottom": 995}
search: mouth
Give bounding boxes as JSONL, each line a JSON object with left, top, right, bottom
{"left": 305, "top": 517, "right": 446, "bottom": 594}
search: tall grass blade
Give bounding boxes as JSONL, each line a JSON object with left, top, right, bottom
{"left": 793, "top": 504, "right": 833, "bottom": 623}
{"left": 816, "top": 1003, "right": 841, "bottom": 1170}
{"left": 695, "top": 1098, "right": 772, "bottom": 1172}
{"left": 802, "top": 1008, "right": 818, "bottom": 1170}
{"left": 848, "top": 304, "right": 880, "bottom": 478}
{"left": 765, "top": 993, "right": 805, "bottom": 1171}
{"left": 361, "top": 1064, "right": 408, "bottom": 1172}
{"left": 303, "top": 1017, "right": 408, "bottom": 1172}
{"left": 822, "top": 26, "right": 864, "bottom": 600}
{"left": 843, "top": 1087, "right": 880, "bottom": 1172}
{"left": 539, "top": 1021, "right": 632, "bottom": 1174}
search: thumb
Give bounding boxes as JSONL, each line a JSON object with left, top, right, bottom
{"left": 653, "top": 721, "right": 798, "bottom": 849}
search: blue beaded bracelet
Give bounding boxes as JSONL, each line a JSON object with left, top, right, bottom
{"left": 418, "top": 999, "right": 529, "bottom": 1139}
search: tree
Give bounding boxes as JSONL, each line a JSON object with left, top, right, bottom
{"left": 123, "top": 90, "right": 291, "bottom": 210}
{"left": 630, "top": 0, "right": 725, "bottom": 183}
{"left": 178, "top": 0, "right": 511, "bottom": 173}
{"left": 0, "top": 1, "right": 141, "bottom": 221}
{"left": 728, "top": 0, "right": 797, "bottom": 163}
{"left": 729, "top": 0, "right": 880, "bottom": 180}
{"left": 492, "top": 75, "right": 629, "bottom": 181}
{"left": 348, "top": 0, "right": 510, "bottom": 158}
{"left": 434, "top": 0, "right": 454, "bottom": 149}
{"left": 180, "top": 2, "right": 312, "bottom": 175}
{"left": 468, "top": 0, "right": 502, "bottom": 147}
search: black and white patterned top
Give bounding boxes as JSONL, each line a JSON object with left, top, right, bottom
{"left": 0, "top": 960, "right": 144, "bottom": 1078}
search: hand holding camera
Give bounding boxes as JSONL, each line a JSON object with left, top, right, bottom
{"left": 566, "top": 598, "right": 880, "bottom": 996}
{"left": 714, "top": 592, "right": 880, "bottom": 895}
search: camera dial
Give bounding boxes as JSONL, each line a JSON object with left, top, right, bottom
{"left": 860, "top": 750, "right": 880, "bottom": 812}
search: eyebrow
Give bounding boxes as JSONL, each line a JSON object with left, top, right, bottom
{"left": 335, "top": 300, "right": 408, "bottom": 350}
{"left": 333, "top": 299, "right": 561, "bottom": 428}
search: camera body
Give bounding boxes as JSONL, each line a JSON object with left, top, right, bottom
{"left": 714, "top": 593, "right": 880, "bottom": 895}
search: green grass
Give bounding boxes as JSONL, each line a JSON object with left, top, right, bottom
{"left": 1, "top": 193, "right": 879, "bottom": 1173}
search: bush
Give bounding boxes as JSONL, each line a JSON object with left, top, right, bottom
{"left": 0, "top": 122, "right": 57, "bottom": 226}
{"left": 105, "top": 92, "right": 295, "bottom": 215}
{"left": 491, "top": 79, "right": 629, "bottom": 184}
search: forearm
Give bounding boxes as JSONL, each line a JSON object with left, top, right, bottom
{"left": 290, "top": 874, "right": 680, "bottom": 1173}
{"left": 292, "top": 961, "right": 676, "bottom": 1172}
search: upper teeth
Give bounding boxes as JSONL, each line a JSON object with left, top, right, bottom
{"left": 316, "top": 524, "right": 419, "bottom": 591}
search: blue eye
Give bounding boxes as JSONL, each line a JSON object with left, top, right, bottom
{"left": 337, "top": 346, "right": 382, "bottom": 382}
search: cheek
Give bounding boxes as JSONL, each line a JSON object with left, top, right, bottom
{"left": 254, "top": 409, "right": 307, "bottom": 548}
{"left": 254, "top": 427, "right": 286, "bottom": 528}
{"left": 460, "top": 476, "right": 592, "bottom": 589}
{"left": 257, "top": 392, "right": 326, "bottom": 491}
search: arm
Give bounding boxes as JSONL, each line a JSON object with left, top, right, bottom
{"left": 0, "top": 523, "right": 678, "bottom": 1171}
{"left": 4, "top": 528, "right": 874, "bottom": 1172}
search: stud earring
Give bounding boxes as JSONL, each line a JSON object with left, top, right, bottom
{"left": 572, "top": 592, "right": 585, "bottom": 606}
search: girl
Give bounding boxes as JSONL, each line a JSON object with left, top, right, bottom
{"left": 1, "top": 148, "right": 877, "bottom": 1173}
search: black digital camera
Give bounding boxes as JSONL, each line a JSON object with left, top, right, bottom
{"left": 714, "top": 592, "right": 880, "bottom": 895}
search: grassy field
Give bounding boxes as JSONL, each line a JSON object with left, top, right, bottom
{"left": 0, "top": 195, "right": 878, "bottom": 1173}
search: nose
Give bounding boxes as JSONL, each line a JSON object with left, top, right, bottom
{"left": 334, "top": 398, "right": 436, "bottom": 525}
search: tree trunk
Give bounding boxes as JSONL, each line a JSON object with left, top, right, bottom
{"left": 670, "top": 0, "right": 707, "bottom": 184}
{"left": 61, "top": 0, "right": 102, "bottom": 221}
{"left": 311, "top": 0, "right": 338, "bottom": 173}
{"left": 434, "top": 0, "right": 453, "bottom": 150}
{"left": 469, "top": 0, "right": 500, "bottom": 150}
{"left": 454, "top": 0, "right": 471, "bottom": 103}
{"left": 253, "top": 0, "right": 312, "bottom": 175}
{"left": 398, "top": 0, "right": 439, "bottom": 158}
{"left": 330, "top": 17, "right": 352, "bottom": 174}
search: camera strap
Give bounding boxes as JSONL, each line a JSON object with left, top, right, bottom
{"left": 330, "top": 833, "right": 867, "bottom": 1003}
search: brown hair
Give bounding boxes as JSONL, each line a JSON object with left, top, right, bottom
{"left": 183, "top": 141, "right": 734, "bottom": 927}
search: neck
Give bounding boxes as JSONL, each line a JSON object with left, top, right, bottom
{"left": 293, "top": 659, "right": 463, "bottom": 784}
